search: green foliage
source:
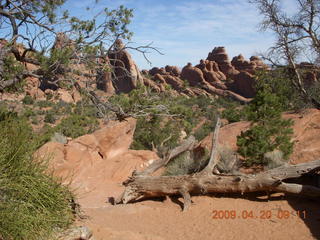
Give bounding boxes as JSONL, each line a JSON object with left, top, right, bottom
{"left": 44, "top": 111, "right": 56, "bottom": 123}
{"left": 2, "top": 55, "right": 24, "bottom": 80}
{"left": 22, "top": 95, "right": 34, "bottom": 105}
{"left": 36, "top": 100, "right": 54, "bottom": 108}
{"left": 252, "top": 68, "right": 320, "bottom": 111}
{"left": 22, "top": 107, "right": 36, "bottom": 118}
{"left": 0, "top": 111, "right": 74, "bottom": 240}
{"left": 131, "top": 116, "right": 181, "bottom": 151}
{"left": 237, "top": 84, "right": 294, "bottom": 166}
{"left": 55, "top": 114, "right": 98, "bottom": 138}
{"left": 37, "top": 48, "right": 73, "bottom": 79}
{"left": 193, "top": 122, "right": 215, "bottom": 141}
{"left": 109, "top": 86, "right": 219, "bottom": 151}
{"left": 1, "top": 55, "right": 25, "bottom": 92}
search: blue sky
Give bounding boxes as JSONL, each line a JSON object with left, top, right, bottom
{"left": 63, "top": 0, "right": 297, "bottom": 69}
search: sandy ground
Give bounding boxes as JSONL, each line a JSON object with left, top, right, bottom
{"left": 79, "top": 193, "right": 320, "bottom": 240}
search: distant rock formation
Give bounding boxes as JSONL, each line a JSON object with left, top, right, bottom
{"left": 181, "top": 63, "right": 206, "bottom": 86}
{"left": 207, "top": 47, "right": 239, "bottom": 77}
{"left": 96, "top": 57, "right": 115, "bottom": 95}
{"left": 144, "top": 47, "right": 269, "bottom": 101}
{"left": 108, "top": 39, "right": 143, "bottom": 93}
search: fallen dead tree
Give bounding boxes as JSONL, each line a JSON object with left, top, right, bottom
{"left": 115, "top": 118, "right": 320, "bottom": 211}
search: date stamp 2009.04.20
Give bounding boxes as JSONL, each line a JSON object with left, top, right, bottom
{"left": 212, "top": 209, "right": 307, "bottom": 220}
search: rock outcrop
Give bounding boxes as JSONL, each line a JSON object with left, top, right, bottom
{"left": 207, "top": 47, "right": 239, "bottom": 77}
{"left": 108, "top": 39, "right": 143, "bottom": 93}
{"left": 36, "top": 118, "right": 158, "bottom": 208}
{"left": 181, "top": 63, "right": 206, "bottom": 86}
{"left": 143, "top": 46, "right": 272, "bottom": 100}
{"left": 231, "top": 54, "right": 256, "bottom": 73}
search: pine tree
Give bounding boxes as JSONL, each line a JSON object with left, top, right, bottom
{"left": 237, "top": 83, "right": 294, "bottom": 166}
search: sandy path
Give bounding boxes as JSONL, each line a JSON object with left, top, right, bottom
{"left": 80, "top": 194, "right": 319, "bottom": 240}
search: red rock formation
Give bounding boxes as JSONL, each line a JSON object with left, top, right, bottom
{"left": 52, "top": 32, "right": 74, "bottom": 50}
{"left": 109, "top": 39, "right": 143, "bottom": 93}
{"left": 36, "top": 118, "right": 159, "bottom": 208}
{"left": 162, "top": 75, "right": 185, "bottom": 91}
{"left": 250, "top": 56, "right": 269, "bottom": 71}
{"left": 165, "top": 65, "right": 181, "bottom": 76}
{"left": 231, "top": 71, "right": 256, "bottom": 98}
{"left": 207, "top": 47, "right": 239, "bottom": 77}
{"left": 231, "top": 54, "right": 256, "bottom": 73}
{"left": 149, "top": 67, "right": 166, "bottom": 76}
{"left": 181, "top": 63, "right": 206, "bottom": 86}
{"left": 144, "top": 47, "right": 270, "bottom": 100}
{"left": 143, "top": 77, "right": 162, "bottom": 93}
{"left": 96, "top": 57, "right": 115, "bottom": 95}
{"left": 195, "top": 59, "right": 227, "bottom": 89}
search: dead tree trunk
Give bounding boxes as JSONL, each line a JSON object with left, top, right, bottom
{"left": 115, "top": 117, "right": 320, "bottom": 211}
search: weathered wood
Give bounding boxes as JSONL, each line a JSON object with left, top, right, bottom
{"left": 116, "top": 160, "right": 320, "bottom": 208}
{"left": 201, "top": 117, "right": 221, "bottom": 174}
{"left": 115, "top": 114, "right": 320, "bottom": 210}
{"left": 137, "top": 135, "right": 196, "bottom": 176}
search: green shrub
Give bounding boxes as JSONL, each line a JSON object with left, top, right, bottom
{"left": 109, "top": 86, "right": 219, "bottom": 151}
{"left": 31, "top": 116, "right": 39, "bottom": 125}
{"left": 237, "top": 85, "right": 294, "bottom": 166}
{"left": 22, "top": 95, "right": 34, "bottom": 105}
{"left": 55, "top": 114, "right": 98, "bottom": 138}
{"left": 44, "top": 111, "right": 56, "bottom": 123}
{"left": 222, "top": 105, "right": 249, "bottom": 123}
{"left": 0, "top": 114, "right": 74, "bottom": 240}
{"left": 194, "top": 121, "right": 215, "bottom": 141}
{"left": 22, "top": 107, "right": 36, "bottom": 118}
{"left": 1, "top": 55, "right": 25, "bottom": 92}
{"left": 131, "top": 116, "right": 181, "bottom": 152}
{"left": 36, "top": 100, "right": 54, "bottom": 108}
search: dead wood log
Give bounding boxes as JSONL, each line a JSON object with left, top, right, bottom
{"left": 115, "top": 117, "right": 320, "bottom": 211}
{"left": 116, "top": 160, "right": 320, "bottom": 211}
{"left": 136, "top": 135, "right": 197, "bottom": 176}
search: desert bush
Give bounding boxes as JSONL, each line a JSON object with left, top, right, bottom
{"left": 237, "top": 84, "right": 294, "bottom": 166}
{"left": 263, "top": 149, "right": 288, "bottom": 169}
{"left": 109, "top": 86, "right": 221, "bottom": 152}
{"left": 0, "top": 112, "right": 74, "bottom": 240}
{"left": 164, "top": 149, "right": 209, "bottom": 176}
{"left": 193, "top": 121, "right": 215, "bottom": 141}
{"left": 217, "top": 146, "right": 239, "bottom": 173}
{"left": 44, "top": 111, "right": 56, "bottom": 123}
{"left": 22, "top": 107, "right": 36, "bottom": 118}
{"left": 22, "top": 95, "right": 34, "bottom": 105}
{"left": 131, "top": 115, "right": 182, "bottom": 152}
{"left": 222, "top": 105, "right": 250, "bottom": 123}
{"left": 253, "top": 68, "right": 320, "bottom": 111}
{"left": 55, "top": 114, "right": 98, "bottom": 139}
{"left": 36, "top": 100, "right": 54, "bottom": 108}
{"left": 1, "top": 55, "right": 25, "bottom": 92}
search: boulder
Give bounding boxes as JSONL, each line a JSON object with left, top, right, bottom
{"left": 109, "top": 39, "right": 143, "bottom": 93}
{"left": 164, "top": 65, "right": 181, "bottom": 76}
{"left": 230, "top": 71, "right": 256, "bottom": 98}
{"left": 162, "top": 75, "right": 185, "bottom": 91}
{"left": 96, "top": 57, "right": 115, "bottom": 95}
{"left": 36, "top": 118, "right": 159, "bottom": 208}
{"left": 57, "top": 89, "right": 74, "bottom": 103}
{"left": 181, "top": 63, "right": 206, "bottom": 86}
